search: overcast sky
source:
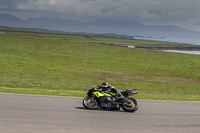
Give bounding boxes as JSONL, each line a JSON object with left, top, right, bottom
{"left": 0, "top": 0, "right": 200, "bottom": 32}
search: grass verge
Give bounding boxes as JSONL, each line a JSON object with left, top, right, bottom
{"left": 0, "top": 31, "right": 200, "bottom": 101}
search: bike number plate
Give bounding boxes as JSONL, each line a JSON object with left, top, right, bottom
{"left": 101, "top": 102, "right": 112, "bottom": 107}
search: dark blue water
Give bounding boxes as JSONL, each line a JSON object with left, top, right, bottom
{"left": 135, "top": 37, "right": 200, "bottom": 55}
{"left": 163, "top": 50, "right": 200, "bottom": 55}
{"left": 134, "top": 37, "right": 200, "bottom": 45}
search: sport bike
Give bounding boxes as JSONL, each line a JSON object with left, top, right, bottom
{"left": 82, "top": 85, "right": 139, "bottom": 112}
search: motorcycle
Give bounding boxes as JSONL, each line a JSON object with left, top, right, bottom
{"left": 82, "top": 85, "right": 139, "bottom": 112}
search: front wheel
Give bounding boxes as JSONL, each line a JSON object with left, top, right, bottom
{"left": 121, "top": 97, "right": 139, "bottom": 112}
{"left": 83, "top": 97, "right": 98, "bottom": 110}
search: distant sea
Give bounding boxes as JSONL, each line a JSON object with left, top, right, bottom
{"left": 134, "top": 37, "right": 200, "bottom": 55}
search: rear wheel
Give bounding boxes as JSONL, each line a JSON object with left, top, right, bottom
{"left": 121, "top": 97, "right": 138, "bottom": 112}
{"left": 83, "top": 97, "right": 98, "bottom": 110}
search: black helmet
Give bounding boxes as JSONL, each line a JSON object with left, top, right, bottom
{"left": 101, "top": 82, "right": 110, "bottom": 89}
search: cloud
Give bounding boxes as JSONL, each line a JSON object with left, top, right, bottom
{"left": 15, "top": 0, "right": 102, "bottom": 16}
{"left": 0, "top": 4, "right": 7, "bottom": 9}
{"left": 1, "top": 0, "right": 200, "bottom": 28}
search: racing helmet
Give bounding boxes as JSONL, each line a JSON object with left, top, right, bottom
{"left": 101, "top": 82, "right": 110, "bottom": 90}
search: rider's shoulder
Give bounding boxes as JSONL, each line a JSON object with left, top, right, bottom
{"left": 110, "top": 85, "right": 116, "bottom": 89}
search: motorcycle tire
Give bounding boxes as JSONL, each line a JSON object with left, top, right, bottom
{"left": 82, "top": 97, "right": 98, "bottom": 110}
{"left": 121, "top": 97, "right": 139, "bottom": 112}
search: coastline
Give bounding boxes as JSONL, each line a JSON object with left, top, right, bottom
{"left": 135, "top": 46, "right": 200, "bottom": 51}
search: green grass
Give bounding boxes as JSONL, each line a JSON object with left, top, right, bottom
{"left": 0, "top": 31, "right": 200, "bottom": 101}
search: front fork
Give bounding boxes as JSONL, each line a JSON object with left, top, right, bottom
{"left": 89, "top": 96, "right": 96, "bottom": 103}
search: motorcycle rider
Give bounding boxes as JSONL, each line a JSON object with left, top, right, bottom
{"left": 98, "top": 82, "right": 123, "bottom": 99}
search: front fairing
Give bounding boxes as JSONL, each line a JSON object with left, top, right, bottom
{"left": 93, "top": 91, "right": 104, "bottom": 98}
{"left": 87, "top": 88, "right": 96, "bottom": 96}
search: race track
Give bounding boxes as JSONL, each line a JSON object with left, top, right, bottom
{"left": 0, "top": 93, "right": 200, "bottom": 133}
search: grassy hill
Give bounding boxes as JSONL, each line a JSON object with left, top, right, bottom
{"left": 0, "top": 31, "right": 200, "bottom": 101}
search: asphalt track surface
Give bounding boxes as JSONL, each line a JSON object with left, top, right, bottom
{"left": 0, "top": 93, "right": 200, "bottom": 133}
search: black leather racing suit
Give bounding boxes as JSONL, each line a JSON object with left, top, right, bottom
{"left": 98, "top": 85, "right": 122, "bottom": 98}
